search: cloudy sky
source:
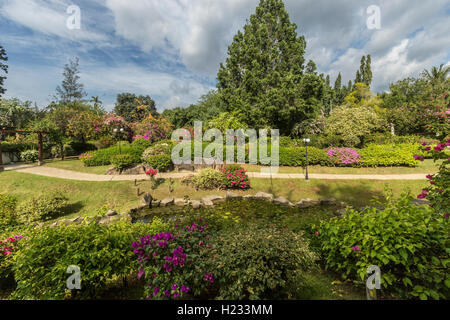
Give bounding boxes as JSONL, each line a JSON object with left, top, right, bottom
{"left": 1, "top": 0, "right": 449, "bottom": 112}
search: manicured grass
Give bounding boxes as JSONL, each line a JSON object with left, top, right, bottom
{"left": 0, "top": 171, "right": 428, "bottom": 221}
{"left": 43, "top": 159, "right": 110, "bottom": 174}
{"left": 242, "top": 159, "right": 441, "bottom": 174}
{"left": 42, "top": 158, "right": 441, "bottom": 176}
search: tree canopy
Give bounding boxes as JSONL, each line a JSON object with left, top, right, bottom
{"left": 113, "top": 93, "right": 157, "bottom": 123}
{"left": 55, "top": 57, "right": 87, "bottom": 103}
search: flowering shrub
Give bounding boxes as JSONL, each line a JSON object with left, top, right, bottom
{"left": 0, "top": 234, "right": 25, "bottom": 283}
{"left": 414, "top": 138, "right": 450, "bottom": 215}
{"left": 316, "top": 192, "right": 450, "bottom": 300}
{"left": 221, "top": 165, "right": 250, "bottom": 190}
{"left": 133, "top": 220, "right": 213, "bottom": 300}
{"left": 326, "top": 148, "right": 360, "bottom": 166}
{"left": 132, "top": 114, "right": 173, "bottom": 144}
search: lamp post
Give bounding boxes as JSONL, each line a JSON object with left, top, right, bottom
{"left": 303, "top": 138, "right": 310, "bottom": 181}
{"left": 114, "top": 128, "right": 124, "bottom": 154}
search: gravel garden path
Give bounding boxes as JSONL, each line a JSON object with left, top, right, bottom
{"left": 2, "top": 163, "right": 428, "bottom": 181}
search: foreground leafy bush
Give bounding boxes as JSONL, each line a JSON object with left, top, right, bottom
{"left": 133, "top": 220, "right": 211, "bottom": 300}
{"left": 192, "top": 169, "right": 225, "bottom": 190}
{"left": 20, "top": 150, "right": 38, "bottom": 162}
{"left": 202, "top": 224, "right": 318, "bottom": 299}
{"left": 0, "top": 194, "right": 18, "bottom": 230}
{"left": 360, "top": 143, "right": 420, "bottom": 167}
{"left": 12, "top": 219, "right": 168, "bottom": 299}
{"left": 17, "top": 192, "right": 69, "bottom": 223}
{"left": 131, "top": 137, "right": 154, "bottom": 149}
{"left": 110, "top": 154, "right": 136, "bottom": 170}
{"left": 220, "top": 165, "right": 250, "bottom": 190}
{"left": 316, "top": 193, "right": 450, "bottom": 299}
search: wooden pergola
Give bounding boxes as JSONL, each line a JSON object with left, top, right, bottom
{"left": 0, "top": 128, "right": 48, "bottom": 169}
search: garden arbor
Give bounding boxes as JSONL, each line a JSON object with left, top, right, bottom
{"left": 0, "top": 128, "right": 48, "bottom": 170}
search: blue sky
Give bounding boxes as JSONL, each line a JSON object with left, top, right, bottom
{"left": 1, "top": 0, "right": 449, "bottom": 112}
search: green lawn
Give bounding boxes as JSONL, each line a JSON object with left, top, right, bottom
{"left": 0, "top": 170, "right": 428, "bottom": 220}
{"left": 243, "top": 159, "right": 441, "bottom": 174}
{"left": 42, "top": 158, "right": 441, "bottom": 176}
{"left": 42, "top": 159, "right": 110, "bottom": 174}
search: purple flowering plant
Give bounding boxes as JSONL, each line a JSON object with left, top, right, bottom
{"left": 326, "top": 148, "right": 361, "bottom": 166}
{"left": 132, "top": 220, "right": 214, "bottom": 300}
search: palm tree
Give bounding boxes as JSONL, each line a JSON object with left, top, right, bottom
{"left": 90, "top": 96, "right": 104, "bottom": 115}
{"left": 422, "top": 64, "right": 450, "bottom": 84}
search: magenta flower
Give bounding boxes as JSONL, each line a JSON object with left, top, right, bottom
{"left": 352, "top": 245, "right": 361, "bottom": 253}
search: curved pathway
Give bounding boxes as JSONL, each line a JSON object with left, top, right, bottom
{"left": 2, "top": 163, "right": 428, "bottom": 182}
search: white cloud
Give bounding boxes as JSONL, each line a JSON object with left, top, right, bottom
{"left": 1, "top": 0, "right": 106, "bottom": 42}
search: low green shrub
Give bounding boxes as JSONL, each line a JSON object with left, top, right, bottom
{"left": 11, "top": 218, "right": 169, "bottom": 299}
{"left": 20, "top": 150, "right": 39, "bottom": 162}
{"left": 0, "top": 194, "right": 18, "bottom": 230}
{"left": 80, "top": 145, "right": 145, "bottom": 167}
{"left": 110, "top": 154, "right": 136, "bottom": 170}
{"left": 202, "top": 224, "right": 318, "bottom": 299}
{"left": 278, "top": 147, "right": 331, "bottom": 167}
{"left": 144, "top": 154, "right": 173, "bottom": 172}
{"left": 360, "top": 143, "right": 421, "bottom": 167}
{"left": 191, "top": 169, "right": 225, "bottom": 190}
{"left": 17, "top": 192, "right": 69, "bottom": 223}
{"left": 316, "top": 193, "right": 450, "bottom": 300}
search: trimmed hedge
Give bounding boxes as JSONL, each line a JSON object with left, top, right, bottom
{"left": 360, "top": 143, "right": 423, "bottom": 167}
{"left": 80, "top": 144, "right": 146, "bottom": 167}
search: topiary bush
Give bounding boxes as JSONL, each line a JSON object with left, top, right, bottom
{"left": 278, "top": 146, "right": 331, "bottom": 167}
{"left": 316, "top": 193, "right": 450, "bottom": 300}
{"left": 191, "top": 169, "right": 225, "bottom": 190}
{"left": 110, "top": 154, "right": 136, "bottom": 171}
{"left": 12, "top": 219, "right": 169, "bottom": 299}
{"left": 132, "top": 137, "right": 153, "bottom": 149}
{"left": 17, "top": 192, "right": 69, "bottom": 223}
{"left": 202, "top": 224, "right": 318, "bottom": 299}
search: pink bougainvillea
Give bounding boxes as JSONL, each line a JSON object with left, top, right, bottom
{"left": 327, "top": 148, "right": 361, "bottom": 166}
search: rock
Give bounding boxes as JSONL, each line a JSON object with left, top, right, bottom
{"left": 106, "top": 165, "right": 149, "bottom": 175}
{"left": 174, "top": 198, "right": 188, "bottom": 206}
{"left": 175, "top": 164, "right": 195, "bottom": 172}
{"left": 320, "top": 198, "right": 337, "bottom": 206}
{"left": 152, "top": 200, "right": 161, "bottom": 208}
{"left": 201, "top": 197, "right": 214, "bottom": 207}
{"left": 226, "top": 191, "right": 242, "bottom": 200}
{"left": 98, "top": 215, "right": 120, "bottom": 225}
{"left": 205, "top": 195, "right": 225, "bottom": 204}
{"left": 274, "top": 196, "right": 292, "bottom": 207}
{"left": 243, "top": 195, "right": 254, "bottom": 199}
{"left": 335, "top": 208, "right": 347, "bottom": 216}
{"left": 106, "top": 210, "right": 117, "bottom": 217}
{"left": 190, "top": 200, "right": 202, "bottom": 209}
{"left": 411, "top": 199, "right": 430, "bottom": 206}
{"left": 253, "top": 192, "right": 274, "bottom": 201}
{"left": 160, "top": 197, "right": 174, "bottom": 207}
{"left": 142, "top": 193, "right": 153, "bottom": 208}
{"left": 296, "top": 199, "right": 320, "bottom": 208}
{"left": 70, "top": 216, "right": 85, "bottom": 224}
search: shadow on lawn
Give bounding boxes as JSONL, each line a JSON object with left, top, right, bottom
{"left": 315, "top": 182, "right": 386, "bottom": 208}
{"left": 61, "top": 201, "right": 84, "bottom": 216}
